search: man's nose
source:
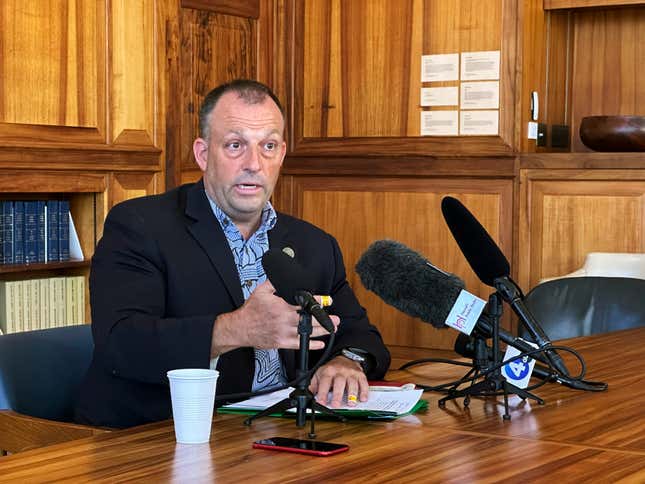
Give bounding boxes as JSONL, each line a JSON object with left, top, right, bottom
{"left": 242, "top": 146, "right": 261, "bottom": 171}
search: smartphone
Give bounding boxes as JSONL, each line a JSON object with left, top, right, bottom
{"left": 252, "top": 437, "right": 349, "bottom": 457}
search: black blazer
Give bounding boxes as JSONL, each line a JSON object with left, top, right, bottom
{"left": 75, "top": 181, "right": 390, "bottom": 428}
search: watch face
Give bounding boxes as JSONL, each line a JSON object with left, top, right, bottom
{"left": 342, "top": 349, "right": 365, "bottom": 362}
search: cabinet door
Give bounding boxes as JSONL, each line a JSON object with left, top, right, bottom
{"left": 109, "top": 173, "right": 159, "bottom": 209}
{"left": 277, "top": 175, "right": 513, "bottom": 350}
{"left": 519, "top": 169, "right": 645, "bottom": 290}
{"left": 166, "top": 0, "right": 279, "bottom": 188}
{"left": 0, "top": 0, "right": 162, "bottom": 152}
{"left": 290, "top": 0, "right": 518, "bottom": 156}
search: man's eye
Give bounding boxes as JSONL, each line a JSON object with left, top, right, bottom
{"left": 265, "top": 142, "right": 276, "bottom": 150}
{"left": 228, "top": 142, "right": 241, "bottom": 150}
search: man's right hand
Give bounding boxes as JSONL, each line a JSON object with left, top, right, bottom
{"left": 210, "top": 280, "right": 339, "bottom": 357}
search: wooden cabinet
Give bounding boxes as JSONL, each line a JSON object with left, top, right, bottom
{"left": 0, "top": 1, "right": 166, "bottom": 328}
{"left": 518, "top": 1, "right": 645, "bottom": 295}
{"left": 522, "top": 2, "right": 645, "bottom": 152}
{"left": 519, "top": 154, "right": 645, "bottom": 291}
{"left": 289, "top": 0, "right": 520, "bottom": 156}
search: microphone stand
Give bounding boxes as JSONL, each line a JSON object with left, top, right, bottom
{"left": 243, "top": 303, "right": 345, "bottom": 438}
{"left": 438, "top": 292, "right": 544, "bottom": 420}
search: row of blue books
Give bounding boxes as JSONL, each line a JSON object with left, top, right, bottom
{"left": 0, "top": 200, "right": 71, "bottom": 265}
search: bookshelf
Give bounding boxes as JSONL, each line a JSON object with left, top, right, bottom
{"left": 0, "top": 173, "right": 107, "bottom": 332}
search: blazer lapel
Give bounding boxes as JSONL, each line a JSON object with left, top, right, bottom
{"left": 184, "top": 180, "right": 244, "bottom": 307}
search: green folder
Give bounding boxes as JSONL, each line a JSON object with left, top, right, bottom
{"left": 218, "top": 399, "right": 428, "bottom": 420}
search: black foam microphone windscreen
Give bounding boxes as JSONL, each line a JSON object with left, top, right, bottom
{"left": 262, "top": 249, "right": 314, "bottom": 303}
{"left": 262, "top": 248, "right": 334, "bottom": 333}
{"left": 440, "top": 196, "right": 510, "bottom": 286}
{"left": 355, "top": 239, "right": 464, "bottom": 328}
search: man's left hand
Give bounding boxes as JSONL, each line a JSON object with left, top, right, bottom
{"left": 309, "top": 356, "right": 369, "bottom": 408}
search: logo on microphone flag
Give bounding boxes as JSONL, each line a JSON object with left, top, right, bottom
{"left": 501, "top": 341, "right": 538, "bottom": 389}
{"left": 445, "top": 289, "right": 485, "bottom": 335}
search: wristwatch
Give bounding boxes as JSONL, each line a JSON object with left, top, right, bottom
{"left": 341, "top": 347, "right": 368, "bottom": 371}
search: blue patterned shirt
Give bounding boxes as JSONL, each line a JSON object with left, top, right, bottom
{"left": 206, "top": 193, "right": 287, "bottom": 391}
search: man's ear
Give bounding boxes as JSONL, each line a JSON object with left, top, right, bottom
{"left": 193, "top": 138, "right": 209, "bottom": 172}
{"left": 278, "top": 140, "right": 287, "bottom": 167}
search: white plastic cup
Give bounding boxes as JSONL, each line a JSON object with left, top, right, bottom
{"left": 167, "top": 368, "right": 219, "bottom": 444}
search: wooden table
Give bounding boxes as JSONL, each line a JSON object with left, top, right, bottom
{"left": 2, "top": 328, "right": 645, "bottom": 482}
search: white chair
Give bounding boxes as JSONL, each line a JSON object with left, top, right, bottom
{"left": 542, "top": 252, "right": 645, "bottom": 283}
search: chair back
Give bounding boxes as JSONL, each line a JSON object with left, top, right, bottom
{"left": 0, "top": 325, "right": 93, "bottom": 422}
{"left": 522, "top": 277, "right": 645, "bottom": 341}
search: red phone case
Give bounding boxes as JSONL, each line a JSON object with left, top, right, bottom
{"left": 252, "top": 440, "right": 349, "bottom": 457}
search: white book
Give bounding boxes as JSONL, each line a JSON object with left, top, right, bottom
{"left": 66, "top": 276, "right": 76, "bottom": 326}
{"left": 0, "top": 281, "right": 13, "bottom": 334}
{"left": 14, "top": 280, "right": 24, "bottom": 333}
{"left": 23, "top": 279, "right": 31, "bottom": 331}
{"left": 29, "top": 279, "right": 39, "bottom": 331}
{"left": 39, "top": 277, "right": 50, "bottom": 330}
{"left": 48, "top": 277, "right": 57, "bottom": 328}
{"left": 75, "top": 276, "right": 85, "bottom": 324}
{"left": 50, "top": 277, "right": 66, "bottom": 327}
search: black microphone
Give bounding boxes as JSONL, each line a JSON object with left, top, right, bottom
{"left": 454, "top": 330, "right": 607, "bottom": 391}
{"left": 262, "top": 248, "right": 335, "bottom": 333}
{"left": 453, "top": 332, "right": 559, "bottom": 382}
{"left": 355, "top": 239, "right": 590, "bottom": 383}
{"left": 441, "top": 196, "right": 570, "bottom": 377}
{"left": 355, "top": 239, "right": 477, "bottom": 328}
{"left": 355, "top": 239, "right": 533, "bottom": 341}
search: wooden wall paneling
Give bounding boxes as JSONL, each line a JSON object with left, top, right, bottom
{"left": 0, "top": 0, "right": 106, "bottom": 145}
{"left": 108, "top": 172, "right": 159, "bottom": 208}
{"left": 172, "top": 6, "right": 258, "bottom": 187}
{"left": 109, "top": 0, "right": 157, "bottom": 148}
{"left": 257, "top": 0, "right": 290, "bottom": 114}
{"left": 570, "top": 7, "right": 645, "bottom": 151}
{"left": 162, "top": 0, "right": 182, "bottom": 190}
{"left": 0, "top": 145, "right": 161, "bottom": 172}
{"left": 291, "top": 0, "right": 519, "bottom": 156}
{"left": 521, "top": 0, "right": 548, "bottom": 152}
{"left": 341, "top": 0, "right": 414, "bottom": 138}
{"left": 289, "top": 176, "right": 513, "bottom": 350}
{"left": 544, "top": 0, "right": 645, "bottom": 9}
{"left": 0, "top": 170, "right": 106, "bottom": 193}
{"left": 518, "top": 169, "right": 645, "bottom": 291}
{"left": 181, "top": 0, "right": 260, "bottom": 18}
{"left": 544, "top": 11, "right": 571, "bottom": 130}
{"left": 424, "top": 0, "right": 517, "bottom": 147}
{"left": 180, "top": 170, "right": 204, "bottom": 186}
{"left": 272, "top": 174, "right": 295, "bottom": 214}
{"left": 502, "top": 0, "right": 521, "bottom": 151}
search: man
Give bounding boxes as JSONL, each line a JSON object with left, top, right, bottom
{"left": 75, "top": 80, "right": 390, "bottom": 429}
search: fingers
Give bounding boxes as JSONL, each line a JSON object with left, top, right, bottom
{"left": 346, "top": 378, "right": 359, "bottom": 407}
{"left": 329, "top": 375, "right": 348, "bottom": 408}
{"left": 311, "top": 314, "right": 340, "bottom": 337}
{"left": 358, "top": 373, "right": 369, "bottom": 403}
{"left": 315, "top": 372, "right": 333, "bottom": 406}
{"left": 344, "top": 369, "right": 369, "bottom": 407}
{"left": 312, "top": 356, "right": 369, "bottom": 408}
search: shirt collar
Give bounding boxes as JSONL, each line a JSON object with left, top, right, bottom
{"left": 205, "top": 191, "right": 277, "bottom": 239}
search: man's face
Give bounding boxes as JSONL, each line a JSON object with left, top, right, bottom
{"left": 193, "top": 91, "right": 286, "bottom": 231}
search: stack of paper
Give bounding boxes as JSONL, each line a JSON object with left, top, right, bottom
{"left": 219, "top": 386, "right": 426, "bottom": 420}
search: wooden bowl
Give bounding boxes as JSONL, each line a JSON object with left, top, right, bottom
{"left": 579, "top": 115, "right": 645, "bottom": 152}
